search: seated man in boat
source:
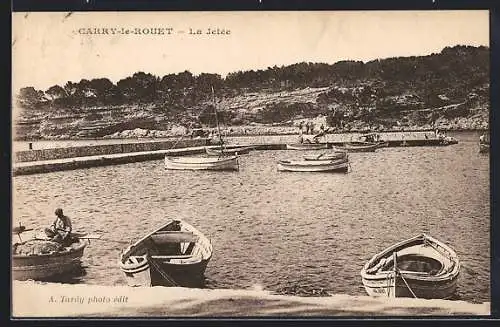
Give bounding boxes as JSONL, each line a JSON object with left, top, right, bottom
{"left": 45, "top": 208, "right": 72, "bottom": 244}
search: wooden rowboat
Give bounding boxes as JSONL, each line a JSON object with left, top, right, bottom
{"left": 286, "top": 143, "right": 329, "bottom": 150}
{"left": 205, "top": 145, "right": 254, "bottom": 156}
{"left": 335, "top": 142, "right": 379, "bottom": 152}
{"left": 164, "top": 155, "right": 239, "bottom": 171}
{"left": 119, "top": 219, "right": 213, "bottom": 287}
{"left": 277, "top": 158, "right": 348, "bottom": 172}
{"left": 360, "top": 234, "right": 460, "bottom": 299}
{"left": 303, "top": 151, "right": 347, "bottom": 161}
{"left": 12, "top": 235, "right": 88, "bottom": 281}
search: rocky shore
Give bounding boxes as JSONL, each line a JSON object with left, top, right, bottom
{"left": 67, "top": 119, "right": 487, "bottom": 141}
{"left": 12, "top": 281, "right": 490, "bottom": 317}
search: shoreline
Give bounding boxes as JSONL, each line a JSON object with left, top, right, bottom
{"left": 12, "top": 281, "right": 490, "bottom": 317}
{"left": 13, "top": 126, "right": 488, "bottom": 143}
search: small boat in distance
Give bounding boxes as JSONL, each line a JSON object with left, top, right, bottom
{"left": 335, "top": 142, "right": 379, "bottom": 152}
{"left": 165, "top": 87, "right": 239, "bottom": 171}
{"left": 303, "top": 151, "right": 347, "bottom": 161}
{"left": 286, "top": 143, "right": 329, "bottom": 150}
{"left": 119, "top": 219, "right": 213, "bottom": 287}
{"left": 277, "top": 157, "right": 348, "bottom": 172}
{"left": 205, "top": 145, "right": 255, "bottom": 156}
{"left": 360, "top": 233, "right": 460, "bottom": 299}
{"left": 164, "top": 156, "right": 239, "bottom": 171}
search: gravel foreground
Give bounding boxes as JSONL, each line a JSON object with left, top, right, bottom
{"left": 12, "top": 281, "right": 490, "bottom": 318}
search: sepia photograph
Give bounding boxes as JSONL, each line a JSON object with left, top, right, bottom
{"left": 11, "top": 10, "right": 490, "bottom": 317}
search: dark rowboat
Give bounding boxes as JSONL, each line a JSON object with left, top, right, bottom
{"left": 119, "top": 219, "right": 213, "bottom": 287}
{"left": 360, "top": 234, "right": 460, "bottom": 299}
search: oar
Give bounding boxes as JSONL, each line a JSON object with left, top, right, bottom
{"left": 317, "top": 152, "right": 327, "bottom": 159}
{"left": 12, "top": 226, "right": 33, "bottom": 234}
{"left": 71, "top": 231, "right": 131, "bottom": 245}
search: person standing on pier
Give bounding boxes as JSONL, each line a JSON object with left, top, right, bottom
{"left": 45, "top": 208, "right": 72, "bottom": 244}
{"left": 298, "top": 130, "right": 304, "bottom": 144}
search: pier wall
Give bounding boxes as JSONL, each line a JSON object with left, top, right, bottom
{"left": 15, "top": 139, "right": 209, "bottom": 163}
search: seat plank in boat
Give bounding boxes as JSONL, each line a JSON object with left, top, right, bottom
{"left": 150, "top": 231, "right": 199, "bottom": 244}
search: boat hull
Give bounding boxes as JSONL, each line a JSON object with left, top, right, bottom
{"left": 122, "top": 257, "right": 210, "bottom": 287}
{"left": 119, "top": 219, "right": 213, "bottom": 287}
{"left": 362, "top": 273, "right": 458, "bottom": 299}
{"left": 277, "top": 158, "right": 348, "bottom": 172}
{"left": 303, "top": 152, "right": 347, "bottom": 161}
{"left": 12, "top": 241, "right": 87, "bottom": 281}
{"left": 360, "top": 234, "right": 460, "bottom": 299}
{"left": 164, "top": 156, "right": 239, "bottom": 171}
{"left": 335, "top": 143, "right": 379, "bottom": 152}
{"left": 205, "top": 146, "right": 254, "bottom": 156}
{"left": 286, "top": 143, "right": 329, "bottom": 150}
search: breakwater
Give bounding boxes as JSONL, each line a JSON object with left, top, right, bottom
{"left": 11, "top": 144, "right": 283, "bottom": 176}
{"left": 12, "top": 131, "right": 459, "bottom": 176}
{"left": 15, "top": 138, "right": 209, "bottom": 163}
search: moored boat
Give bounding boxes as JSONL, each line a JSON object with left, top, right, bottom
{"left": 119, "top": 219, "right": 213, "bottom": 287}
{"left": 205, "top": 145, "right": 255, "bottom": 156}
{"left": 12, "top": 233, "right": 88, "bottom": 281}
{"left": 286, "top": 143, "right": 329, "bottom": 150}
{"left": 164, "top": 155, "right": 239, "bottom": 171}
{"left": 335, "top": 142, "right": 379, "bottom": 152}
{"left": 360, "top": 233, "right": 460, "bottom": 299}
{"left": 277, "top": 157, "right": 348, "bottom": 172}
{"left": 303, "top": 151, "right": 348, "bottom": 161}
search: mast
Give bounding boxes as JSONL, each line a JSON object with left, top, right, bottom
{"left": 211, "top": 86, "right": 225, "bottom": 152}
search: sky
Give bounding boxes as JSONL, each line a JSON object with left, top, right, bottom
{"left": 12, "top": 10, "right": 489, "bottom": 93}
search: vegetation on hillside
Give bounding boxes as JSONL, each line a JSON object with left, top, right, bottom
{"left": 14, "top": 45, "right": 489, "bottom": 140}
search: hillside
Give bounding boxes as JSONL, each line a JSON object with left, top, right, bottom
{"left": 13, "top": 45, "right": 489, "bottom": 140}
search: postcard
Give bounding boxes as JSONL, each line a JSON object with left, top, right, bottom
{"left": 11, "top": 10, "right": 490, "bottom": 318}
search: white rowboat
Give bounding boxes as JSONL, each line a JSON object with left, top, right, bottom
{"left": 277, "top": 158, "right": 348, "bottom": 172}
{"left": 164, "top": 156, "right": 239, "bottom": 171}
{"left": 360, "top": 234, "right": 460, "bottom": 299}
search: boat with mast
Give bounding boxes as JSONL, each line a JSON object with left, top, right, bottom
{"left": 164, "top": 87, "right": 239, "bottom": 171}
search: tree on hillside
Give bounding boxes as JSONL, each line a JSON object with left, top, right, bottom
{"left": 196, "top": 73, "right": 223, "bottom": 93}
{"left": 117, "top": 72, "right": 159, "bottom": 102}
{"left": 45, "top": 85, "right": 66, "bottom": 100}
{"left": 89, "top": 78, "right": 116, "bottom": 101}
{"left": 17, "top": 86, "right": 46, "bottom": 108}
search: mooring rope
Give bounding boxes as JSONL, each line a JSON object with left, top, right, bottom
{"left": 147, "top": 253, "right": 179, "bottom": 287}
{"left": 398, "top": 270, "right": 418, "bottom": 299}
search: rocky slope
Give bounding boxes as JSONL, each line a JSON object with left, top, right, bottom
{"left": 13, "top": 45, "right": 489, "bottom": 140}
